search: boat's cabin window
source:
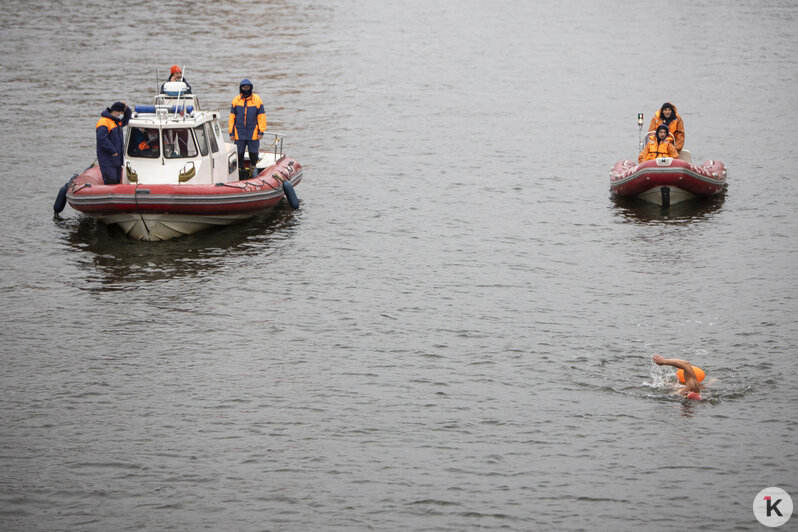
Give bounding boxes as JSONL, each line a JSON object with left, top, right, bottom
{"left": 193, "top": 126, "right": 209, "bottom": 156}
{"left": 205, "top": 122, "right": 219, "bottom": 153}
{"left": 127, "top": 127, "right": 160, "bottom": 158}
{"left": 162, "top": 128, "right": 198, "bottom": 158}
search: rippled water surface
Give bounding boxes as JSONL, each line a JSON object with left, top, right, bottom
{"left": 2, "top": 1, "right": 797, "bottom": 530}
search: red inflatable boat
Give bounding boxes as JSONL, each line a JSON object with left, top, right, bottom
{"left": 56, "top": 84, "right": 302, "bottom": 241}
{"left": 610, "top": 157, "right": 726, "bottom": 207}
{"left": 65, "top": 157, "right": 301, "bottom": 241}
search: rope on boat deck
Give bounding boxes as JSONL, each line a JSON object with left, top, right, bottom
{"left": 259, "top": 178, "right": 280, "bottom": 190}
{"left": 215, "top": 178, "right": 280, "bottom": 191}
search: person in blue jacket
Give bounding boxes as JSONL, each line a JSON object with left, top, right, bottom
{"left": 229, "top": 79, "right": 267, "bottom": 179}
{"left": 95, "top": 101, "right": 131, "bottom": 185}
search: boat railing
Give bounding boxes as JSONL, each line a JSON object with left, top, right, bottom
{"left": 130, "top": 112, "right": 197, "bottom": 126}
{"left": 152, "top": 93, "right": 200, "bottom": 113}
{"left": 264, "top": 132, "right": 286, "bottom": 161}
{"left": 131, "top": 105, "right": 224, "bottom": 126}
{"left": 644, "top": 130, "right": 676, "bottom": 144}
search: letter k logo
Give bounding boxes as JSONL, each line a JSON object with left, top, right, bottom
{"left": 765, "top": 496, "right": 783, "bottom": 517}
{"left": 754, "top": 487, "right": 792, "bottom": 527}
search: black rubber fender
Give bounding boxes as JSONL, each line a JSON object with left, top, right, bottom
{"left": 283, "top": 180, "right": 299, "bottom": 209}
{"left": 53, "top": 182, "right": 69, "bottom": 214}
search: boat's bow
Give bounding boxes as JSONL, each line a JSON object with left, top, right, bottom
{"left": 610, "top": 157, "right": 726, "bottom": 206}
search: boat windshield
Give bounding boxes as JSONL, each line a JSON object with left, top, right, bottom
{"left": 162, "top": 128, "right": 198, "bottom": 158}
{"left": 127, "top": 127, "right": 160, "bottom": 158}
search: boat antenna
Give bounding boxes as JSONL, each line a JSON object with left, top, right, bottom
{"left": 174, "top": 65, "right": 187, "bottom": 120}
{"left": 174, "top": 66, "right": 184, "bottom": 119}
{"left": 638, "top": 112, "right": 644, "bottom": 152}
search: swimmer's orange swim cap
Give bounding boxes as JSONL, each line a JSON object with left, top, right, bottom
{"left": 677, "top": 366, "right": 705, "bottom": 383}
{"left": 686, "top": 392, "right": 702, "bottom": 400}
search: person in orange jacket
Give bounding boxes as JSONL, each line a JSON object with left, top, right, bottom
{"left": 648, "top": 102, "right": 685, "bottom": 152}
{"left": 229, "top": 78, "right": 267, "bottom": 179}
{"left": 638, "top": 124, "right": 679, "bottom": 163}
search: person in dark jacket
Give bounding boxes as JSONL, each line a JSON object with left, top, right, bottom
{"left": 128, "top": 127, "right": 159, "bottom": 158}
{"left": 228, "top": 78, "right": 267, "bottom": 179}
{"left": 160, "top": 65, "right": 192, "bottom": 94}
{"left": 95, "top": 101, "right": 131, "bottom": 185}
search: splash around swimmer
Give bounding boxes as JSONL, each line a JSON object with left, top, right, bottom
{"left": 652, "top": 354, "right": 705, "bottom": 400}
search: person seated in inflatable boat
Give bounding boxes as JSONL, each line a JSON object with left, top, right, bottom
{"left": 648, "top": 102, "right": 685, "bottom": 152}
{"left": 638, "top": 124, "right": 678, "bottom": 163}
{"left": 652, "top": 354, "right": 704, "bottom": 400}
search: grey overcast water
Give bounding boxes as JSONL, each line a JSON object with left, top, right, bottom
{"left": 1, "top": 0, "right": 797, "bottom": 530}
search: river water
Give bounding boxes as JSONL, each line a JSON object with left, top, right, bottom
{"left": 1, "top": 1, "right": 797, "bottom": 530}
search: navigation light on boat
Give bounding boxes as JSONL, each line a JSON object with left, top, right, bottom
{"left": 637, "top": 113, "right": 643, "bottom": 126}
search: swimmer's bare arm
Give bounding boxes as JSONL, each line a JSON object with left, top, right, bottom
{"left": 652, "top": 354, "right": 700, "bottom": 393}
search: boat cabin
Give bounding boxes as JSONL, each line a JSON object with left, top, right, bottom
{"left": 123, "top": 83, "right": 238, "bottom": 185}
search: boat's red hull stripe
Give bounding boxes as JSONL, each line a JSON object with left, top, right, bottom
{"left": 609, "top": 159, "right": 726, "bottom": 197}
{"left": 66, "top": 162, "right": 302, "bottom": 215}
{"left": 611, "top": 167, "right": 724, "bottom": 188}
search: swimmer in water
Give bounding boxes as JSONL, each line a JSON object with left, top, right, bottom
{"left": 652, "top": 354, "right": 703, "bottom": 400}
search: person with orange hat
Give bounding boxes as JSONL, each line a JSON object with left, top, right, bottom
{"left": 160, "top": 65, "right": 192, "bottom": 94}
{"left": 652, "top": 354, "right": 705, "bottom": 400}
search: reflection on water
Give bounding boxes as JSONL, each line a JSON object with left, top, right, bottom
{"left": 610, "top": 192, "right": 726, "bottom": 225}
{"left": 54, "top": 206, "right": 301, "bottom": 287}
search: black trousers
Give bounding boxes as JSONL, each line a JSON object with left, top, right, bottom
{"left": 100, "top": 164, "right": 122, "bottom": 185}
{"left": 235, "top": 140, "right": 259, "bottom": 176}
